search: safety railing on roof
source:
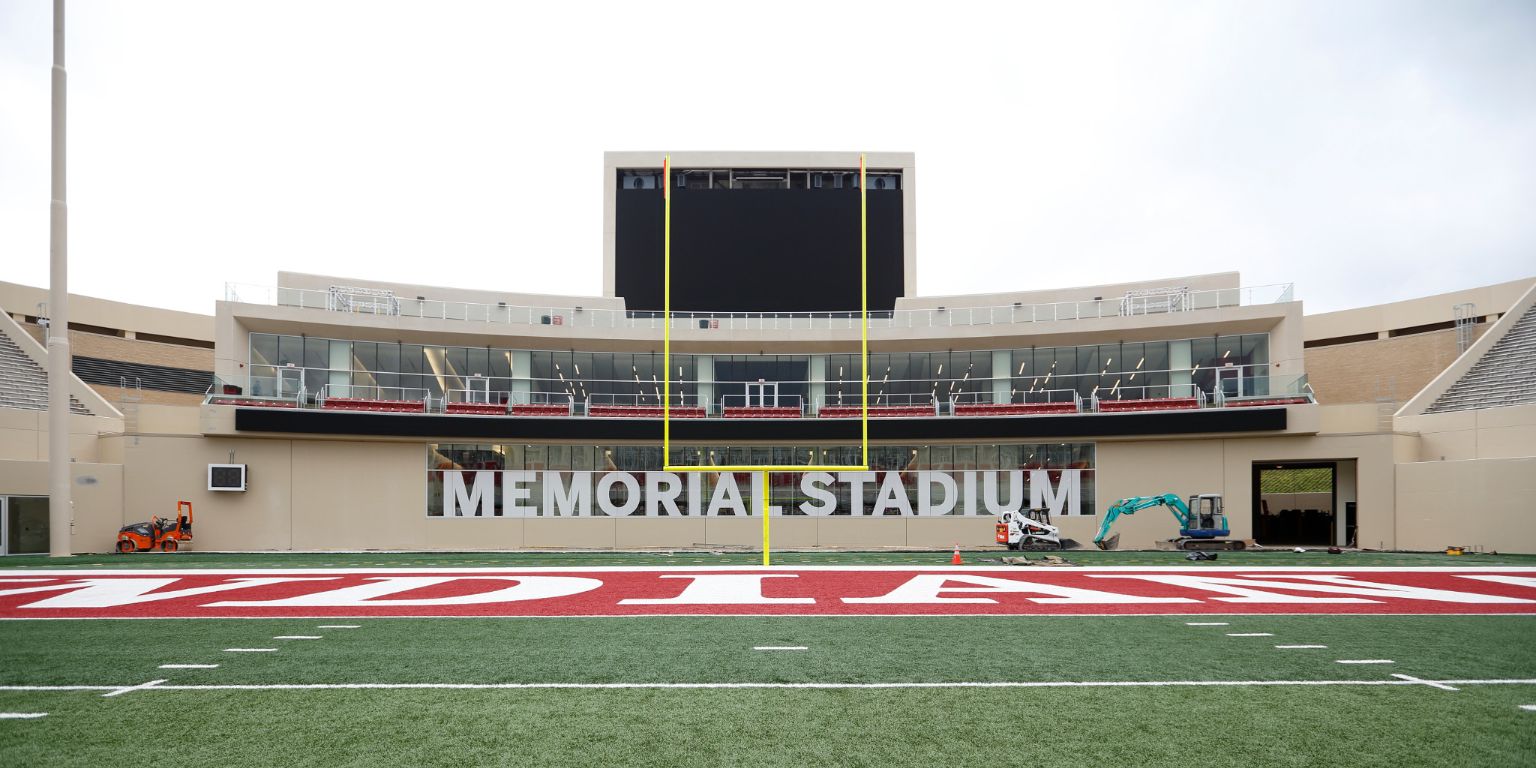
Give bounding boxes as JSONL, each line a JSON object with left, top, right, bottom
{"left": 224, "top": 282, "right": 1295, "bottom": 333}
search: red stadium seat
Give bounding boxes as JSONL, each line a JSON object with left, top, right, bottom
{"left": 445, "top": 402, "right": 507, "bottom": 415}
{"left": 510, "top": 404, "right": 572, "bottom": 417}
{"left": 1095, "top": 398, "right": 1200, "bottom": 412}
{"left": 819, "top": 405, "right": 935, "bottom": 418}
{"left": 722, "top": 406, "right": 802, "bottom": 419}
{"left": 1224, "top": 397, "right": 1311, "bottom": 407}
{"left": 322, "top": 397, "right": 427, "bottom": 413}
{"left": 209, "top": 398, "right": 298, "bottom": 408}
{"left": 588, "top": 405, "right": 707, "bottom": 418}
{"left": 953, "top": 402, "right": 1079, "bottom": 416}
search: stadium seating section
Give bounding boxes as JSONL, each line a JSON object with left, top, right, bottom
{"left": 588, "top": 405, "right": 708, "bottom": 418}
{"left": 321, "top": 397, "right": 427, "bottom": 413}
{"left": 445, "top": 402, "right": 507, "bottom": 415}
{"left": 510, "top": 404, "right": 571, "bottom": 417}
{"left": 208, "top": 397, "right": 297, "bottom": 408}
{"left": 1094, "top": 397, "right": 1200, "bottom": 412}
{"left": 1224, "top": 397, "right": 1311, "bottom": 408}
{"left": 819, "top": 405, "right": 936, "bottom": 418}
{"left": 722, "top": 406, "right": 803, "bottom": 419}
{"left": 954, "top": 402, "right": 1079, "bottom": 416}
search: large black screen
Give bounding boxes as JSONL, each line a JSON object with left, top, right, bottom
{"left": 615, "top": 187, "right": 904, "bottom": 313}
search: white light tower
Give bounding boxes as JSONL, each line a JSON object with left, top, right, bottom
{"left": 48, "top": 0, "right": 72, "bottom": 557}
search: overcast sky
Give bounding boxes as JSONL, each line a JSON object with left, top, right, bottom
{"left": 1, "top": 0, "right": 1533, "bottom": 316}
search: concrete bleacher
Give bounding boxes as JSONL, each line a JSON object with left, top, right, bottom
{"left": 1425, "top": 301, "right": 1536, "bottom": 414}
{"left": 0, "top": 326, "right": 92, "bottom": 415}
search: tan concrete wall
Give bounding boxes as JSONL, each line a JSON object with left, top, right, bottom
{"left": 1396, "top": 404, "right": 1536, "bottom": 462}
{"left": 0, "top": 460, "right": 123, "bottom": 553}
{"left": 0, "top": 280, "right": 214, "bottom": 342}
{"left": 1396, "top": 456, "right": 1536, "bottom": 553}
{"left": 1303, "top": 276, "right": 1533, "bottom": 341}
{"left": 0, "top": 409, "right": 120, "bottom": 463}
{"left": 1088, "top": 432, "right": 1397, "bottom": 550}
{"left": 1305, "top": 326, "right": 1489, "bottom": 405}
{"left": 107, "top": 426, "right": 1410, "bottom": 551}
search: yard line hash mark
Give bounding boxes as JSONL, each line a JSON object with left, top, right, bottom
{"left": 102, "top": 679, "right": 167, "bottom": 698}
{"left": 317, "top": 625, "right": 361, "bottom": 629}
{"left": 224, "top": 648, "right": 277, "bottom": 653}
{"left": 1186, "top": 622, "right": 1229, "bottom": 626}
{"left": 274, "top": 636, "right": 322, "bottom": 640}
{"left": 0, "top": 713, "right": 48, "bottom": 719}
{"left": 1226, "top": 633, "right": 1274, "bottom": 637}
{"left": 159, "top": 664, "right": 219, "bottom": 669}
{"left": 1275, "top": 645, "right": 1328, "bottom": 649}
{"left": 1337, "top": 660, "right": 1395, "bottom": 665}
{"left": 753, "top": 646, "right": 808, "bottom": 651}
{"left": 1391, "top": 674, "right": 1459, "bottom": 691}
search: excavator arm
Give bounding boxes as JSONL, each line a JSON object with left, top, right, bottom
{"left": 1093, "top": 494, "right": 1189, "bottom": 550}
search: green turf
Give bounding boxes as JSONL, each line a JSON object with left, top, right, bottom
{"left": 2, "top": 548, "right": 1532, "bottom": 569}
{"left": 1, "top": 616, "right": 1533, "bottom": 766}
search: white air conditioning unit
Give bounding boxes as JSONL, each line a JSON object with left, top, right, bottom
{"left": 208, "top": 464, "right": 248, "bottom": 492}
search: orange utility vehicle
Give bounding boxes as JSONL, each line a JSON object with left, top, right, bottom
{"left": 117, "top": 501, "right": 194, "bottom": 553}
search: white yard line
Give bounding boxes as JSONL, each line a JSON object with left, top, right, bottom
{"left": 0, "top": 713, "right": 48, "bottom": 719}
{"left": 1336, "top": 659, "right": 1394, "bottom": 664}
{"left": 1390, "top": 674, "right": 1459, "bottom": 692}
{"left": 1275, "top": 645, "right": 1328, "bottom": 649}
{"left": 1226, "top": 633, "right": 1275, "bottom": 637}
{"left": 224, "top": 648, "right": 277, "bottom": 653}
{"left": 158, "top": 664, "right": 219, "bottom": 669}
{"left": 273, "top": 636, "right": 322, "bottom": 640}
{"left": 1519, "top": 705, "right": 1536, "bottom": 711}
{"left": 101, "top": 679, "right": 167, "bottom": 698}
{"left": 1, "top": 678, "right": 1531, "bottom": 693}
{"left": 317, "top": 625, "right": 360, "bottom": 629}
{"left": 1186, "top": 622, "right": 1229, "bottom": 626}
{"left": 753, "top": 646, "right": 808, "bottom": 651}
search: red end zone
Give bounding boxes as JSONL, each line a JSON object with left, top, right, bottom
{"left": 2, "top": 567, "right": 1534, "bottom": 619}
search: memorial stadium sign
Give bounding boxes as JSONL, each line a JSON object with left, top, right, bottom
{"left": 431, "top": 469, "right": 1083, "bottom": 518}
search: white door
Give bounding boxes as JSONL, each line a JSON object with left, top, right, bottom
{"left": 279, "top": 366, "right": 304, "bottom": 399}
{"left": 745, "top": 380, "right": 780, "bottom": 407}
{"left": 468, "top": 375, "right": 490, "bottom": 403}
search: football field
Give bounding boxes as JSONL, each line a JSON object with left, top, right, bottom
{"left": 1, "top": 551, "right": 1533, "bottom": 767}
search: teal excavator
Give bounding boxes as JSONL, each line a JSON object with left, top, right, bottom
{"left": 1093, "top": 493, "right": 1246, "bottom": 551}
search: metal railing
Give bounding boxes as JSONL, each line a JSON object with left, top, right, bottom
{"left": 225, "top": 282, "right": 1295, "bottom": 333}
{"left": 1091, "top": 383, "right": 1208, "bottom": 410}
{"left": 209, "top": 365, "right": 1314, "bottom": 412}
{"left": 319, "top": 383, "right": 432, "bottom": 405}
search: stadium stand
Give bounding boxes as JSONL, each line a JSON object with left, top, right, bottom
{"left": 0, "top": 325, "right": 91, "bottom": 415}
{"left": 1425, "top": 301, "right": 1536, "bottom": 413}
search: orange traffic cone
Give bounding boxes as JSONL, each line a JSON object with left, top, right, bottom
{"left": 951, "top": 545, "right": 964, "bottom": 565}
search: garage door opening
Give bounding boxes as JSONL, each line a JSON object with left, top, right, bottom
{"left": 1253, "top": 463, "right": 1337, "bottom": 547}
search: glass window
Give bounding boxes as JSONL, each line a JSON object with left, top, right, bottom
{"left": 250, "top": 334, "right": 278, "bottom": 367}
{"left": 277, "top": 335, "right": 303, "bottom": 367}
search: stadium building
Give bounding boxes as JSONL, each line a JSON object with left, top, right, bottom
{"left": 1, "top": 151, "right": 1533, "bottom": 555}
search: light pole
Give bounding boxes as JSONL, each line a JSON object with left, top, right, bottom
{"left": 48, "top": 0, "right": 72, "bottom": 557}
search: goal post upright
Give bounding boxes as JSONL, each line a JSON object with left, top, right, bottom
{"left": 661, "top": 152, "right": 872, "bottom": 565}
